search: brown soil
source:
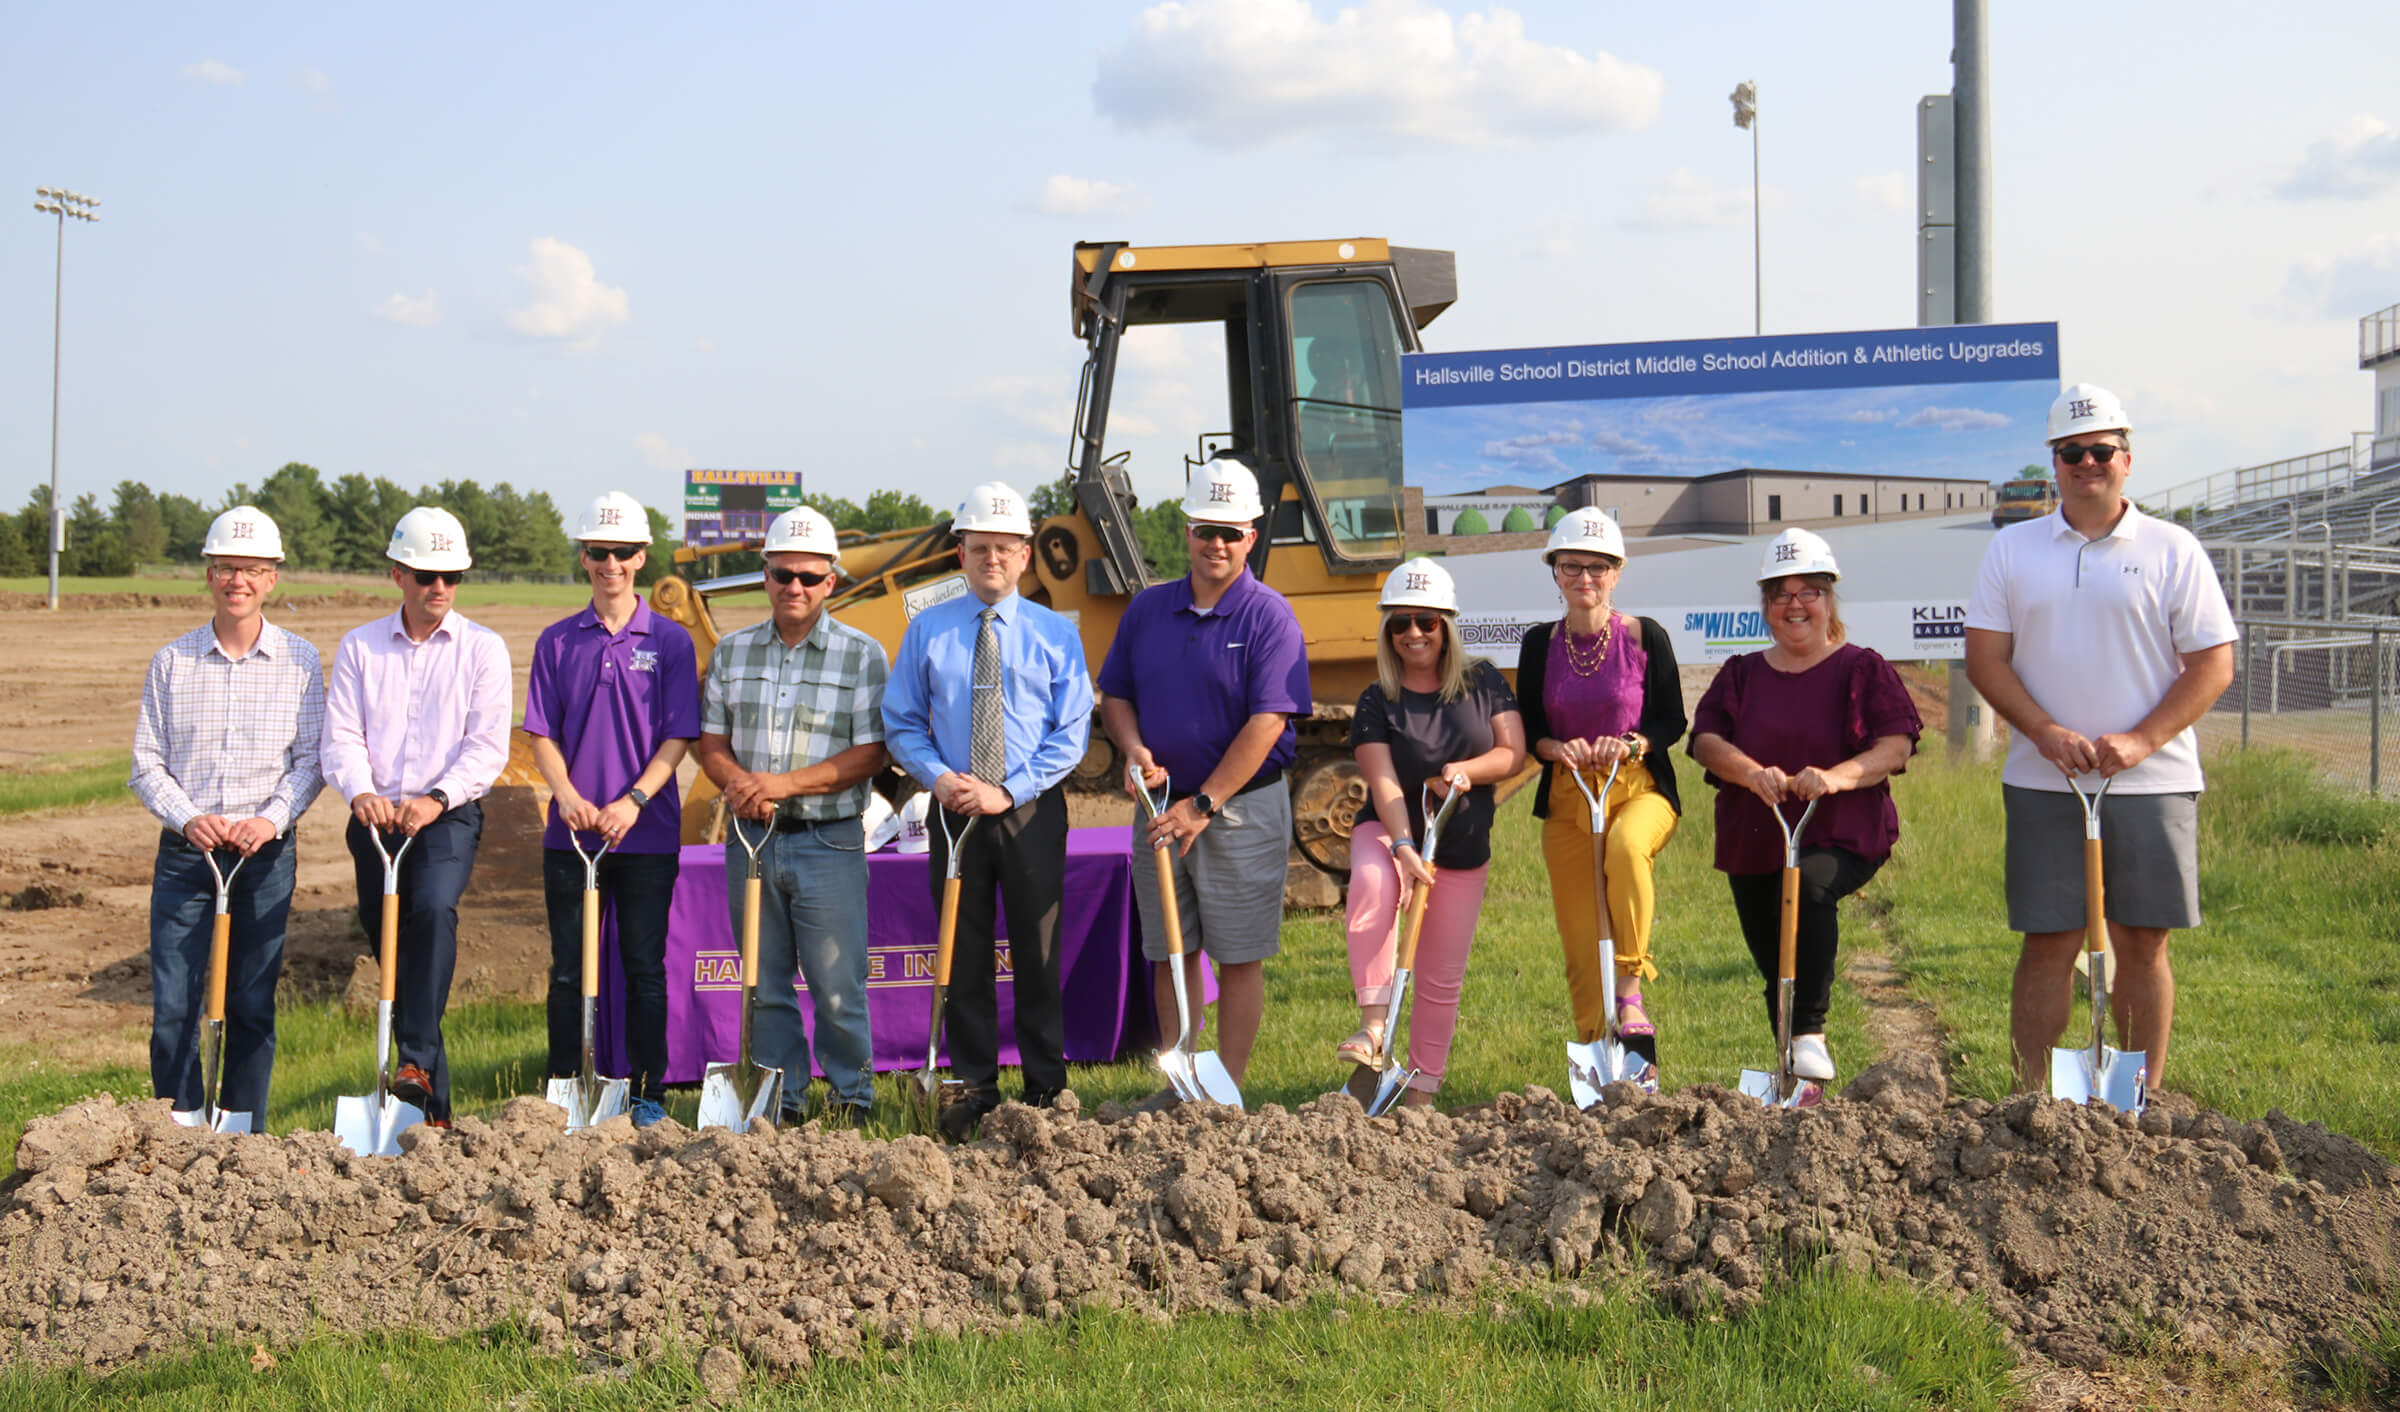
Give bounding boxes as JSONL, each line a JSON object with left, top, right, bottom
{"left": 4, "top": 1061, "right": 2393, "bottom": 1380}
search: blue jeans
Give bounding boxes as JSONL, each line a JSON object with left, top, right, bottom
{"left": 544, "top": 847, "right": 680, "bottom": 1102}
{"left": 149, "top": 830, "right": 298, "bottom": 1120}
{"left": 346, "top": 805, "right": 482, "bottom": 1120}
{"left": 724, "top": 815, "right": 872, "bottom": 1110}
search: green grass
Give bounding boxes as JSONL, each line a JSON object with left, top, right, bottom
{"left": 0, "top": 1272, "right": 2016, "bottom": 1410}
{"left": 0, "top": 574, "right": 598, "bottom": 608}
{"left": 0, "top": 751, "right": 129, "bottom": 816}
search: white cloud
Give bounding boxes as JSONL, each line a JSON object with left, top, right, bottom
{"left": 1624, "top": 167, "right": 1766, "bottom": 230}
{"left": 1898, "top": 406, "right": 2010, "bottom": 432}
{"left": 634, "top": 432, "right": 690, "bottom": 471}
{"left": 1850, "top": 170, "right": 1910, "bottom": 215}
{"left": 1032, "top": 174, "right": 1151, "bottom": 218}
{"left": 185, "top": 59, "right": 245, "bottom": 87}
{"left": 1842, "top": 409, "right": 1891, "bottom": 424}
{"left": 299, "top": 67, "right": 333, "bottom": 94}
{"left": 372, "top": 290, "right": 441, "bottom": 326}
{"left": 2286, "top": 236, "right": 2400, "bottom": 318}
{"left": 1092, "top": 0, "right": 1662, "bottom": 149}
{"left": 2276, "top": 115, "right": 2400, "bottom": 200}
{"left": 505, "top": 237, "right": 630, "bottom": 342}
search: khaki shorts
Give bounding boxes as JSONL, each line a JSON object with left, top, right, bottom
{"left": 1132, "top": 782, "right": 1289, "bottom": 965}
{"left": 2002, "top": 785, "right": 2200, "bottom": 933}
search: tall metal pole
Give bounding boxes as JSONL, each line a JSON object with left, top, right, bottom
{"left": 1751, "top": 112, "right": 1762, "bottom": 335}
{"left": 1953, "top": 0, "right": 1993, "bottom": 324}
{"left": 46, "top": 209, "right": 63, "bottom": 611}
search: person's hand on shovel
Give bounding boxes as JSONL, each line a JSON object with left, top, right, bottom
{"left": 397, "top": 795, "right": 444, "bottom": 837}
{"left": 1743, "top": 763, "right": 1793, "bottom": 811}
{"left": 1390, "top": 837, "right": 1437, "bottom": 902}
{"left": 222, "top": 816, "right": 277, "bottom": 856}
{"left": 2090, "top": 731, "right": 2155, "bottom": 777}
{"left": 349, "top": 792, "right": 399, "bottom": 832}
{"left": 183, "top": 813, "right": 233, "bottom": 851}
{"left": 2036, "top": 722, "right": 2100, "bottom": 777}
{"left": 591, "top": 797, "right": 640, "bottom": 845}
{"left": 1122, "top": 747, "right": 1168, "bottom": 796}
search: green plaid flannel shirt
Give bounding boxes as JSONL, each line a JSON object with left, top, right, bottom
{"left": 701, "top": 613, "right": 888, "bottom": 823}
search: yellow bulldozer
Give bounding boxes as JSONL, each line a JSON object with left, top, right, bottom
{"left": 638, "top": 237, "right": 1464, "bottom": 892}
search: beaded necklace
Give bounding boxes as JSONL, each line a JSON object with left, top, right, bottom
{"left": 1562, "top": 611, "right": 1616, "bottom": 677}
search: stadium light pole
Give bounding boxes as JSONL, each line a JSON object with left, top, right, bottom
{"left": 31, "top": 187, "right": 99, "bottom": 611}
{"left": 1731, "top": 81, "right": 1759, "bottom": 336}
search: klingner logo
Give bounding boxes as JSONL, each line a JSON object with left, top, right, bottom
{"left": 1912, "top": 604, "right": 1966, "bottom": 640}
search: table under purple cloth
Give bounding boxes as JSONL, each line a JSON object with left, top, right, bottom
{"left": 594, "top": 825, "right": 1159, "bottom": 1082}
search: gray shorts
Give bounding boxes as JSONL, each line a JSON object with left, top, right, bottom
{"left": 1132, "top": 781, "right": 1290, "bottom": 966}
{"left": 2002, "top": 785, "right": 2201, "bottom": 933}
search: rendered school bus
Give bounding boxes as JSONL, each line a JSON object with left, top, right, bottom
{"left": 646, "top": 238, "right": 1463, "bottom": 884}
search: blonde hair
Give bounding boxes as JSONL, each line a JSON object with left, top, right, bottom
{"left": 1376, "top": 611, "right": 1471, "bottom": 703}
{"left": 1759, "top": 573, "right": 1845, "bottom": 644}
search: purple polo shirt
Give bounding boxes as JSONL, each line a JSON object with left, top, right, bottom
{"left": 1095, "top": 569, "right": 1311, "bottom": 792}
{"left": 522, "top": 596, "right": 701, "bottom": 854}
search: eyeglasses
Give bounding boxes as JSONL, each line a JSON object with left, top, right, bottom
{"left": 767, "top": 567, "right": 834, "bottom": 587}
{"left": 1188, "top": 524, "right": 1248, "bottom": 544}
{"left": 2054, "top": 443, "right": 2124, "bottom": 466}
{"left": 1768, "top": 587, "right": 1826, "bottom": 605}
{"left": 1553, "top": 560, "right": 1619, "bottom": 581}
{"left": 582, "top": 544, "right": 641, "bottom": 561}
{"left": 411, "top": 570, "right": 464, "bottom": 587}
{"left": 208, "top": 563, "right": 275, "bottom": 583}
{"left": 1386, "top": 613, "right": 1445, "bottom": 636}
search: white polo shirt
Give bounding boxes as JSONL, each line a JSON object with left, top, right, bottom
{"left": 1965, "top": 502, "right": 2237, "bottom": 793}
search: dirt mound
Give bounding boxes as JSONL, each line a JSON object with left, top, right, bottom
{"left": 5, "top": 1062, "right": 2396, "bottom": 1378}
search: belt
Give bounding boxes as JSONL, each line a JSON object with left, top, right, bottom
{"left": 1171, "top": 770, "right": 1283, "bottom": 804}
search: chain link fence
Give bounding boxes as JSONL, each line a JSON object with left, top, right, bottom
{"left": 2195, "top": 616, "right": 2398, "bottom": 795}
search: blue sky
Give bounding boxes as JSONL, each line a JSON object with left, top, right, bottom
{"left": 7, "top": 2, "right": 2399, "bottom": 531}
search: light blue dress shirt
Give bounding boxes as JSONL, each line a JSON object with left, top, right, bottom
{"left": 883, "top": 590, "right": 1094, "bottom": 807}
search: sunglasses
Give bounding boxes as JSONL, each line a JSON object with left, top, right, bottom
{"left": 1769, "top": 587, "right": 1825, "bottom": 605}
{"left": 411, "top": 570, "right": 464, "bottom": 587}
{"left": 767, "top": 567, "right": 834, "bottom": 587}
{"left": 1386, "top": 612, "right": 1446, "bottom": 635}
{"left": 582, "top": 544, "right": 641, "bottom": 561}
{"left": 2054, "top": 443, "right": 2124, "bottom": 466}
{"left": 1188, "top": 524, "right": 1248, "bottom": 544}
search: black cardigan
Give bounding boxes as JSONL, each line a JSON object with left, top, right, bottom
{"left": 1515, "top": 616, "right": 1686, "bottom": 819}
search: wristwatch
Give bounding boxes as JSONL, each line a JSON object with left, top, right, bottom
{"left": 1192, "top": 790, "right": 1219, "bottom": 818}
{"left": 626, "top": 787, "right": 651, "bottom": 810}
{"left": 425, "top": 787, "right": 450, "bottom": 812}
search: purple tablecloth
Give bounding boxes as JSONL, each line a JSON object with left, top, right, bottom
{"left": 595, "top": 826, "right": 1154, "bottom": 1081}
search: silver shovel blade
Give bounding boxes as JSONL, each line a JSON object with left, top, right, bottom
{"left": 1565, "top": 1039, "right": 1658, "bottom": 1110}
{"left": 1364, "top": 1064, "right": 1421, "bottom": 1117}
{"left": 169, "top": 1107, "right": 255, "bottom": 1135}
{"left": 333, "top": 1093, "right": 426, "bottom": 1157}
{"left": 697, "top": 1061, "right": 783, "bottom": 1133}
{"left": 1161, "top": 1046, "right": 1244, "bottom": 1109}
{"left": 2048, "top": 1044, "right": 2147, "bottom": 1114}
{"left": 1738, "top": 1067, "right": 1824, "bottom": 1109}
{"left": 547, "top": 1073, "right": 631, "bottom": 1131}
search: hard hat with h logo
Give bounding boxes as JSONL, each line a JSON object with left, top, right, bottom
{"left": 576, "top": 491, "right": 650, "bottom": 545}
{"left": 2046, "top": 383, "right": 2132, "bottom": 442}
{"left": 1379, "top": 556, "right": 1458, "bottom": 613}
{"left": 1182, "top": 456, "right": 1266, "bottom": 525}
{"left": 1544, "top": 507, "right": 1625, "bottom": 563}
{"left": 762, "top": 506, "right": 842, "bottom": 561}
{"left": 203, "top": 505, "right": 285, "bottom": 561}
{"left": 387, "top": 506, "right": 473, "bottom": 572}
{"left": 952, "top": 481, "right": 1033, "bottom": 538}
{"left": 1757, "top": 527, "right": 1840, "bottom": 583}
{"left": 893, "top": 792, "right": 932, "bottom": 854}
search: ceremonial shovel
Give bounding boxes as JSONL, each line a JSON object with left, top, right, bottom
{"left": 1564, "top": 760, "right": 1656, "bottom": 1108}
{"left": 1128, "top": 766, "right": 1243, "bottom": 1108}
{"left": 171, "top": 846, "right": 253, "bottom": 1134}
{"left": 546, "top": 831, "right": 629, "bottom": 1130}
{"left": 1740, "top": 796, "right": 1825, "bottom": 1109}
{"left": 698, "top": 813, "right": 783, "bottom": 1132}
{"left": 1355, "top": 782, "right": 1462, "bottom": 1118}
{"left": 903, "top": 807, "right": 977, "bottom": 1135}
{"left": 2048, "top": 773, "right": 2147, "bottom": 1113}
{"left": 335, "top": 827, "right": 425, "bottom": 1156}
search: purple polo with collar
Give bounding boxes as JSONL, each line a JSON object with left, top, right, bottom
{"left": 1095, "top": 568, "right": 1311, "bottom": 792}
{"left": 522, "top": 595, "right": 701, "bottom": 853}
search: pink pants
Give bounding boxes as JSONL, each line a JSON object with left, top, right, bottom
{"left": 1344, "top": 822, "right": 1491, "bottom": 1093}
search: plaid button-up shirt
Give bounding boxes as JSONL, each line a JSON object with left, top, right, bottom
{"left": 702, "top": 612, "right": 888, "bottom": 823}
{"left": 129, "top": 619, "right": 327, "bottom": 834}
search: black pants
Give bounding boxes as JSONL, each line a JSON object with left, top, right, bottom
{"left": 542, "top": 847, "right": 680, "bottom": 1103}
{"left": 345, "top": 805, "right": 482, "bottom": 1120}
{"left": 1725, "top": 846, "right": 1881, "bottom": 1040}
{"left": 927, "top": 786, "right": 1068, "bottom": 1105}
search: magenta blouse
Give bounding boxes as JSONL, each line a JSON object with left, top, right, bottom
{"left": 1543, "top": 612, "right": 1646, "bottom": 741}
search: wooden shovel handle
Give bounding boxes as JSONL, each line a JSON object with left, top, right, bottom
{"left": 582, "top": 886, "right": 602, "bottom": 999}
{"left": 741, "top": 875, "right": 763, "bottom": 989}
{"left": 1777, "top": 865, "right": 1800, "bottom": 982}
{"left": 1151, "top": 847, "right": 1187, "bottom": 961}
{"left": 379, "top": 893, "right": 401, "bottom": 1003}
{"left": 933, "top": 876, "right": 964, "bottom": 987}
{"left": 2083, "top": 836, "right": 2106, "bottom": 958}
{"left": 1397, "top": 869, "right": 1435, "bottom": 973}
{"left": 206, "top": 912, "right": 232, "bottom": 1022}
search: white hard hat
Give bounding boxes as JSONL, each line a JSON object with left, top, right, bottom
{"left": 1183, "top": 457, "right": 1266, "bottom": 525}
{"left": 1379, "top": 556, "right": 1457, "bottom": 613}
{"left": 953, "top": 481, "right": 1033, "bottom": 538}
{"left": 1544, "top": 507, "right": 1625, "bottom": 563}
{"left": 762, "top": 506, "right": 841, "bottom": 561}
{"left": 203, "top": 505, "right": 285, "bottom": 561}
{"left": 893, "top": 792, "right": 932, "bottom": 854}
{"left": 387, "top": 506, "right": 473, "bottom": 572}
{"left": 2047, "top": 383, "right": 2132, "bottom": 442}
{"left": 577, "top": 491, "right": 650, "bottom": 544}
{"left": 862, "top": 791, "right": 901, "bottom": 852}
{"left": 1758, "top": 527, "right": 1840, "bottom": 583}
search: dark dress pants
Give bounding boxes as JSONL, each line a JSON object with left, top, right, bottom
{"left": 542, "top": 846, "right": 680, "bottom": 1102}
{"left": 346, "top": 804, "right": 481, "bottom": 1119}
{"left": 927, "top": 785, "right": 1069, "bottom": 1105}
{"left": 1725, "top": 845, "right": 1882, "bottom": 1039}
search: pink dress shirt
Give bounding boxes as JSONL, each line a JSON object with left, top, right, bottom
{"left": 321, "top": 609, "right": 513, "bottom": 806}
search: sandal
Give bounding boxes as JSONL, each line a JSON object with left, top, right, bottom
{"left": 1335, "top": 1025, "right": 1385, "bottom": 1067}
{"left": 1614, "top": 993, "right": 1656, "bottom": 1039}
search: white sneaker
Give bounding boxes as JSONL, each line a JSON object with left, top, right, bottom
{"left": 1790, "top": 1033, "right": 1835, "bottom": 1081}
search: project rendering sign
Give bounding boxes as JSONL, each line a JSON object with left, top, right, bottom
{"left": 683, "top": 469, "right": 805, "bottom": 548}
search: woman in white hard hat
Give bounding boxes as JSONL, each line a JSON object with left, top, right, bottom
{"left": 1338, "top": 557, "right": 1525, "bottom": 1105}
{"left": 1689, "top": 529, "right": 1921, "bottom": 1082}
{"left": 1515, "top": 508, "right": 1685, "bottom": 1061}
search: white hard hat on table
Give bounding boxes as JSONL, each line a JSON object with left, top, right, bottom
{"left": 387, "top": 506, "right": 473, "bottom": 572}
{"left": 762, "top": 506, "right": 842, "bottom": 561}
{"left": 1757, "top": 527, "right": 1840, "bottom": 582}
{"left": 894, "top": 792, "right": 932, "bottom": 854}
{"left": 2047, "top": 383, "right": 2132, "bottom": 442}
{"left": 1183, "top": 457, "right": 1266, "bottom": 525}
{"left": 1379, "top": 556, "right": 1458, "bottom": 613}
{"left": 863, "top": 791, "right": 901, "bottom": 851}
{"left": 1544, "top": 507, "right": 1625, "bottom": 562}
{"left": 203, "top": 505, "right": 284, "bottom": 561}
{"left": 953, "top": 481, "right": 1033, "bottom": 538}
{"left": 576, "top": 491, "right": 650, "bottom": 544}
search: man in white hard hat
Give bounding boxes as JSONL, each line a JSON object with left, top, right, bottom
{"left": 1965, "top": 383, "right": 2237, "bottom": 1093}
{"left": 523, "top": 492, "right": 700, "bottom": 1128}
{"left": 321, "top": 506, "right": 514, "bottom": 1127}
{"left": 884, "top": 481, "right": 1093, "bottom": 1138}
{"left": 1098, "top": 455, "right": 1312, "bottom": 1105}
{"left": 695, "top": 505, "right": 890, "bottom": 1124}
{"left": 130, "top": 506, "right": 326, "bottom": 1127}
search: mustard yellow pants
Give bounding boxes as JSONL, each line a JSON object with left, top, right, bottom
{"left": 1541, "top": 758, "right": 1678, "bottom": 1043}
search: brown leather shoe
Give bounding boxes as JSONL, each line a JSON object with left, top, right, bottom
{"left": 392, "top": 1063, "right": 435, "bottom": 1110}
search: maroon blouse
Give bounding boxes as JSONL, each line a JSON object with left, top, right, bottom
{"left": 1690, "top": 643, "right": 1923, "bottom": 874}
